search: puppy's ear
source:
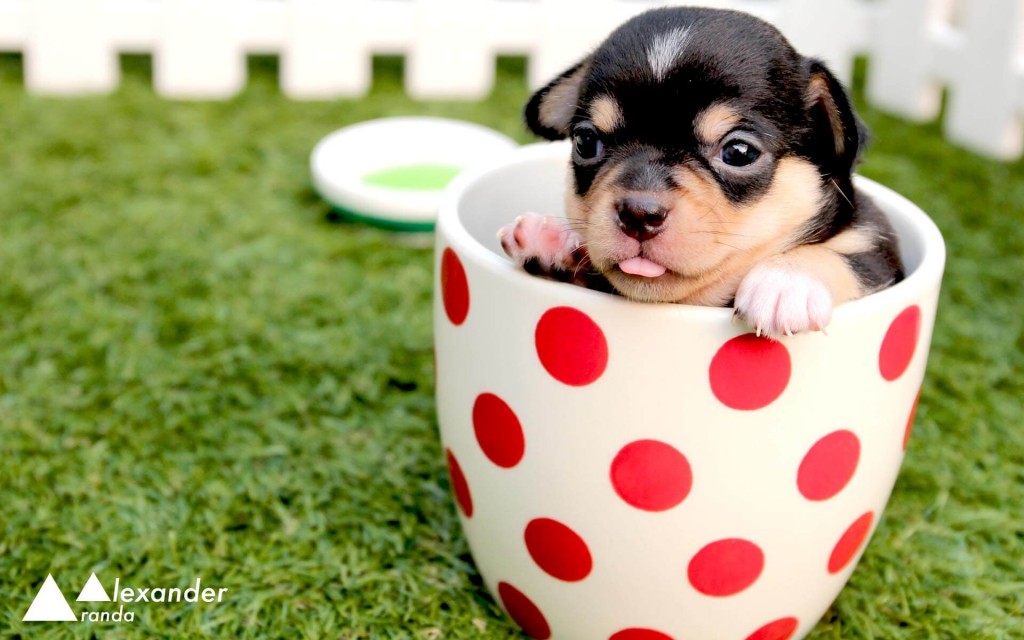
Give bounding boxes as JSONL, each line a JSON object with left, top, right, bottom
{"left": 803, "top": 59, "right": 867, "bottom": 177}
{"left": 525, "top": 58, "right": 591, "bottom": 140}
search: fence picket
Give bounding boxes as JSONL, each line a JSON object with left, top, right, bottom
{"left": 407, "top": 0, "right": 494, "bottom": 99}
{"left": 868, "top": 0, "right": 950, "bottom": 121}
{"left": 775, "top": 0, "right": 868, "bottom": 85}
{"left": 941, "top": 0, "right": 1024, "bottom": 159}
{"left": 282, "top": 0, "right": 371, "bottom": 98}
{"left": 154, "top": 0, "right": 246, "bottom": 99}
{"left": 0, "top": 0, "right": 1018, "bottom": 159}
{"left": 25, "top": 0, "right": 118, "bottom": 94}
{"left": 530, "top": 0, "right": 643, "bottom": 89}
{"left": 0, "top": 0, "right": 27, "bottom": 51}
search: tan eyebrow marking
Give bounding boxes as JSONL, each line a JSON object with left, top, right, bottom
{"left": 695, "top": 104, "right": 742, "bottom": 145}
{"left": 590, "top": 95, "right": 624, "bottom": 133}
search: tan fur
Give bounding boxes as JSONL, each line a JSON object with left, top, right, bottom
{"left": 576, "top": 156, "right": 828, "bottom": 306}
{"left": 538, "top": 65, "right": 589, "bottom": 133}
{"left": 590, "top": 95, "right": 624, "bottom": 133}
{"left": 806, "top": 75, "right": 845, "bottom": 157}
{"left": 565, "top": 163, "right": 624, "bottom": 230}
{"left": 759, "top": 244, "right": 863, "bottom": 303}
{"left": 822, "top": 226, "right": 876, "bottom": 256}
{"left": 694, "top": 104, "right": 741, "bottom": 145}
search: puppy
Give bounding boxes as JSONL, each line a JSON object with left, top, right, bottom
{"left": 499, "top": 7, "right": 903, "bottom": 336}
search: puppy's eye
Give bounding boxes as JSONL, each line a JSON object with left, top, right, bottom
{"left": 721, "top": 139, "right": 761, "bottom": 167}
{"left": 572, "top": 126, "right": 604, "bottom": 165}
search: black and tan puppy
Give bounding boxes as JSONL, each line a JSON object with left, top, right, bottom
{"left": 499, "top": 7, "right": 903, "bottom": 336}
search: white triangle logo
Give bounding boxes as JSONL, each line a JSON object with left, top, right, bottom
{"left": 76, "top": 573, "right": 110, "bottom": 602}
{"left": 22, "top": 574, "right": 77, "bottom": 622}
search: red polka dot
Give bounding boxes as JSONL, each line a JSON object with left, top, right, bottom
{"left": 709, "top": 334, "right": 791, "bottom": 410}
{"left": 610, "top": 440, "right": 693, "bottom": 512}
{"left": 610, "top": 629, "right": 676, "bottom": 640}
{"left": 903, "top": 389, "right": 921, "bottom": 450}
{"left": 473, "top": 393, "right": 525, "bottom": 468}
{"left": 441, "top": 248, "right": 469, "bottom": 326}
{"left": 828, "top": 511, "right": 874, "bottom": 574}
{"left": 524, "top": 518, "right": 593, "bottom": 581}
{"left": 445, "top": 449, "right": 472, "bottom": 517}
{"left": 797, "top": 430, "right": 861, "bottom": 501}
{"left": 498, "top": 582, "right": 551, "bottom": 639}
{"left": 879, "top": 305, "right": 921, "bottom": 381}
{"left": 535, "top": 306, "right": 608, "bottom": 386}
{"left": 745, "top": 617, "right": 799, "bottom": 640}
{"left": 688, "top": 538, "right": 764, "bottom": 597}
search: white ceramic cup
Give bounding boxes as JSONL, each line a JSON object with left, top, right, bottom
{"left": 434, "top": 142, "right": 945, "bottom": 640}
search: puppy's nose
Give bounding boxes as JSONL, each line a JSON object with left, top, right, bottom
{"left": 616, "top": 196, "right": 668, "bottom": 241}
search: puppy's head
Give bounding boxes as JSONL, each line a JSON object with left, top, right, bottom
{"left": 525, "top": 8, "right": 865, "bottom": 304}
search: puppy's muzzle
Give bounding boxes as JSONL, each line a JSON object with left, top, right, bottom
{"left": 616, "top": 196, "right": 669, "bottom": 241}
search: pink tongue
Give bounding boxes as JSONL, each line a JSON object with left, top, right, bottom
{"left": 618, "top": 257, "right": 667, "bottom": 278}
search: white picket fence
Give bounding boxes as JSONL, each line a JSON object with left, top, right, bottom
{"left": 0, "top": 0, "right": 1022, "bottom": 159}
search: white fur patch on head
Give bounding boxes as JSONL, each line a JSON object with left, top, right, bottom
{"left": 647, "top": 26, "right": 691, "bottom": 81}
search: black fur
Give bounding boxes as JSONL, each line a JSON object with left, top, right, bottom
{"left": 523, "top": 6, "right": 903, "bottom": 294}
{"left": 842, "top": 197, "right": 906, "bottom": 292}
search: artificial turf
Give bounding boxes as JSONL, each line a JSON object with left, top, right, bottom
{"left": 0, "top": 54, "right": 1021, "bottom": 639}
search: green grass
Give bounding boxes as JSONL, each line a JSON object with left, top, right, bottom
{"left": 0, "top": 54, "right": 1022, "bottom": 639}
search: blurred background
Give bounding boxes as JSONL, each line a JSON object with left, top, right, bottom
{"left": 0, "top": 1, "right": 1022, "bottom": 638}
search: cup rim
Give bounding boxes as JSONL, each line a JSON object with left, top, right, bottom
{"left": 437, "top": 141, "right": 945, "bottom": 322}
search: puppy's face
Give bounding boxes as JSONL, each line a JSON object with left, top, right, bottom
{"left": 525, "top": 8, "right": 863, "bottom": 304}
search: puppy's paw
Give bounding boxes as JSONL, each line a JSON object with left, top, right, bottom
{"left": 498, "top": 212, "right": 583, "bottom": 275}
{"left": 734, "top": 264, "right": 834, "bottom": 337}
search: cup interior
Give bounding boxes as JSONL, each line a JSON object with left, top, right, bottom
{"left": 446, "top": 141, "right": 943, "bottom": 313}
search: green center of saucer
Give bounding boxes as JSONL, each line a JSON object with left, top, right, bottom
{"left": 362, "top": 163, "right": 461, "bottom": 191}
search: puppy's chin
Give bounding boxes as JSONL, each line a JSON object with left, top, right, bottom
{"left": 588, "top": 231, "right": 737, "bottom": 306}
{"left": 604, "top": 269, "right": 688, "bottom": 303}
{"left": 585, "top": 218, "right": 722, "bottom": 304}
